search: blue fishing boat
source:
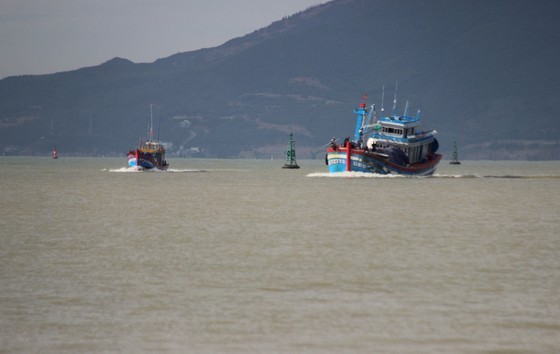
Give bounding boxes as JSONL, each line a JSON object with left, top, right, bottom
{"left": 326, "top": 89, "right": 441, "bottom": 175}
{"left": 127, "top": 105, "right": 169, "bottom": 171}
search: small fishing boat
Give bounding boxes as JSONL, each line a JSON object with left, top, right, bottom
{"left": 52, "top": 146, "right": 58, "bottom": 159}
{"left": 449, "top": 141, "right": 461, "bottom": 165}
{"left": 282, "top": 133, "right": 300, "bottom": 169}
{"left": 127, "top": 105, "right": 169, "bottom": 171}
{"left": 326, "top": 88, "right": 441, "bottom": 175}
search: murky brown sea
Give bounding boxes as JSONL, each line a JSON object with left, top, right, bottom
{"left": 1, "top": 158, "right": 559, "bottom": 352}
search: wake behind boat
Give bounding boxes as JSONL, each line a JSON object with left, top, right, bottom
{"left": 127, "top": 105, "right": 169, "bottom": 171}
{"left": 326, "top": 89, "right": 441, "bottom": 176}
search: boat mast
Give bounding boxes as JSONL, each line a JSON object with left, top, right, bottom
{"left": 157, "top": 112, "right": 162, "bottom": 142}
{"left": 353, "top": 94, "right": 368, "bottom": 143}
{"left": 362, "top": 104, "right": 376, "bottom": 137}
{"left": 380, "top": 85, "right": 385, "bottom": 117}
{"left": 149, "top": 104, "right": 154, "bottom": 142}
{"left": 391, "top": 81, "right": 398, "bottom": 116}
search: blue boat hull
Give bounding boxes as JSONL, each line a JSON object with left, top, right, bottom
{"left": 127, "top": 150, "right": 169, "bottom": 170}
{"left": 327, "top": 148, "right": 441, "bottom": 176}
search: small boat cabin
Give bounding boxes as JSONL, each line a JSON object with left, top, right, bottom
{"left": 367, "top": 114, "right": 438, "bottom": 164}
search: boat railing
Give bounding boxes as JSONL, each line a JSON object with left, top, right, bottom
{"left": 407, "top": 129, "right": 437, "bottom": 140}
{"left": 370, "top": 130, "right": 436, "bottom": 144}
{"left": 380, "top": 115, "right": 421, "bottom": 124}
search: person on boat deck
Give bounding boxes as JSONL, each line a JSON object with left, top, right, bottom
{"left": 330, "top": 137, "right": 337, "bottom": 149}
{"left": 343, "top": 137, "right": 349, "bottom": 147}
{"left": 356, "top": 133, "right": 363, "bottom": 149}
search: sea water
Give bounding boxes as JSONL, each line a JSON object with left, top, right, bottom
{"left": 0, "top": 157, "right": 559, "bottom": 352}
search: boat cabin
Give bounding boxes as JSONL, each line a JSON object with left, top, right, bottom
{"left": 367, "top": 115, "right": 437, "bottom": 164}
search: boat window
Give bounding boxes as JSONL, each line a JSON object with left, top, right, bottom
{"left": 382, "top": 127, "right": 404, "bottom": 136}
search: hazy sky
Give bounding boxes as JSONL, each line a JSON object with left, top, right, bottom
{"left": 0, "top": 0, "right": 323, "bottom": 78}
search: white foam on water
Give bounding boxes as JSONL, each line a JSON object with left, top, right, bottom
{"left": 431, "top": 174, "right": 560, "bottom": 179}
{"left": 430, "top": 173, "right": 481, "bottom": 178}
{"left": 107, "top": 166, "right": 144, "bottom": 172}
{"left": 166, "top": 168, "right": 206, "bottom": 173}
{"left": 107, "top": 166, "right": 206, "bottom": 173}
{"left": 307, "top": 172, "right": 553, "bottom": 179}
{"left": 307, "top": 171, "right": 404, "bottom": 178}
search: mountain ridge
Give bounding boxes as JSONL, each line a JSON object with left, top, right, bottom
{"left": 1, "top": 0, "right": 559, "bottom": 159}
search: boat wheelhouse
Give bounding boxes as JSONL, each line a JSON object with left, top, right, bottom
{"left": 365, "top": 110, "right": 439, "bottom": 167}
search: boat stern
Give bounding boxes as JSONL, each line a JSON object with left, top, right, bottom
{"left": 326, "top": 150, "right": 348, "bottom": 173}
{"left": 127, "top": 150, "right": 139, "bottom": 168}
